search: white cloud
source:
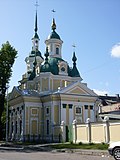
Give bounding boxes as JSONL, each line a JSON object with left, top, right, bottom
{"left": 93, "top": 89, "right": 108, "bottom": 96}
{"left": 111, "top": 43, "right": 120, "bottom": 58}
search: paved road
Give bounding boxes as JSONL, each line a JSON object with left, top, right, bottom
{"left": 0, "top": 150, "right": 114, "bottom": 160}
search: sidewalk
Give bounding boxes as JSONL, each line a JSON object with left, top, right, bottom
{"left": 0, "top": 142, "right": 109, "bottom": 157}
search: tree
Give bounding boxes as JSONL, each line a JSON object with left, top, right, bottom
{"left": 0, "top": 41, "right": 17, "bottom": 140}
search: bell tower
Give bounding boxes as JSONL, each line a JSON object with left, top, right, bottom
{"left": 25, "top": 2, "right": 43, "bottom": 77}
{"left": 45, "top": 12, "right": 63, "bottom": 59}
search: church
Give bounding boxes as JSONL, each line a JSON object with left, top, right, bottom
{"left": 8, "top": 10, "right": 98, "bottom": 142}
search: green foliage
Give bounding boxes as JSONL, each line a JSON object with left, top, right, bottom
{"left": 0, "top": 41, "right": 17, "bottom": 84}
{"left": 79, "top": 142, "right": 83, "bottom": 145}
{"left": 0, "top": 41, "right": 17, "bottom": 139}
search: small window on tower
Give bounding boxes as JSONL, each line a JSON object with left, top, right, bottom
{"left": 50, "top": 44, "right": 53, "bottom": 52}
{"left": 46, "top": 107, "right": 49, "bottom": 114}
{"left": 56, "top": 47, "right": 59, "bottom": 54}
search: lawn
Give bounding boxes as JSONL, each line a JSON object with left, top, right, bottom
{"left": 48, "top": 142, "right": 109, "bottom": 150}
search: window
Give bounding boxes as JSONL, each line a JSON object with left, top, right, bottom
{"left": 12, "top": 122, "right": 13, "bottom": 134}
{"left": 90, "top": 105, "right": 93, "bottom": 110}
{"left": 15, "top": 121, "right": 17, "bottom": 134}
{"left": 61, "top": 66, "right": 65, "bottom": 72}
{"left": 46, "top": 107, "right": 49, "bottom": 114}
{"left": 69, "top": 104, "right": 73, "bottom": 109}
{"left": 84, "top": 105, "right": 88, "bottom": 109}
{"left": 56, "top": 47, "right": 59, "bottom": 54}
{"left": 20, "top": 120, "right": 22, "bottom": 134}
{"left": 75, "top": 106, "right": 82, "bottom": 114}
{"left": 50, "top": 44, "right": 53, "bottom": 52}
{"left": 46, "top": 120, "right": 49, "bottom": 135}
{"left": 63, "top": 104, "right": 67, "bottom": 108}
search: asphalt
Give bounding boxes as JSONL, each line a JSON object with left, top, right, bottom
{"left": 0, "top": 142, "right": 109, "bottom": 157}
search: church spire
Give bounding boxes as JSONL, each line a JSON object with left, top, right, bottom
{"left": 44, "top": 47, "right": 49, "bottom": 64}
{"left": 72, "top": 51, "right": 77, "bottom": 67}
{"left": 71, "top": 51, "right": 80, "bottom": 77}
{"left": 52, "top": 18, "right": 56, "bottom": 31}
{"left": 33, "top": 10, "right": 39, "bottom": 40}
{"left": 35, "top": 11, "right": 38, "bottom": 33}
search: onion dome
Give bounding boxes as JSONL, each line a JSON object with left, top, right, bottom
{"left": 48, "top": 57, "right": 64, "bottom": 75}
{"left": 40, "top": 47, "right": 51, "bottom": 72}
{"left": 71, "top": 52, "right": 80, "bottom": 77}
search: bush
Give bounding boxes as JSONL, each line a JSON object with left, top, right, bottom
{"left": 79, "top": 142, "right": 83, "bottom": 145}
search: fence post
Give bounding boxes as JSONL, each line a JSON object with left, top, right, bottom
{"left": 104, "top": 116, "right": 110, "bottom": 143}
{"left": 86, "top": 118, "right": 91, "bottom": 143}
{"left": 61, "top": 121, "right": 66, "bottom": 142}
{"left": 72, "top": 119, "right": 77, "bottom": 143}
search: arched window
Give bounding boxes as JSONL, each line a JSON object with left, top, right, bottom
{"left": 46, "top": 119, "right": 49, "bottom": 135}
{"left": 56, "top": 47, "right": 59, "bottom": 54}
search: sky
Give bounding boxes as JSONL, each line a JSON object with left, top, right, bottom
{"left": 0, "top": 0, "right": 120, "bottom": 96}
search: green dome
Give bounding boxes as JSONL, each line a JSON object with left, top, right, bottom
{"left": 40, "top": 57, "right": 64, "bottom": 74}
{"left": 48, "top": 57, "right": 64, "bottom": 75}
{"left": 40, "top": 56, "right": 80, "bottom": 77}
{"left": 40, "top": 63, "right": 51, "bottom": 72}
{"left": 48, "top": 31, "right": 61, "bottom": 40}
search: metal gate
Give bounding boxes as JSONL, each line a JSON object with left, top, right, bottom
{"left": 66, "top": 124, "right": 73, "bottom": 142}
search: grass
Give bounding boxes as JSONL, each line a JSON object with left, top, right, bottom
{"left": 0, "top": 141, "right": 109, "bottom": 150}
{"left": 48, "top": 142, "right": 109, "bottom": 150}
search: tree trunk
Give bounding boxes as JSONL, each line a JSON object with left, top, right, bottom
{"left": 0, "top": 95, "right": 5, "bottom": 140}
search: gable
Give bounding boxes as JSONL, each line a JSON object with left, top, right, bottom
{"left": 69, "top": 86, "right": 88, "bottom": 95}
{"left": 59, "top": 81, "right": 97, "bottom": 96}
{"left": 9, "top": 86, "right": 22, "bottom": 100}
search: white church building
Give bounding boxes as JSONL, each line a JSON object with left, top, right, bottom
{"left": 8, "top": 10, "right": 98, "bottom": 142}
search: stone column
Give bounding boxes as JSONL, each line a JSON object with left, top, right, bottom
{"left": 12, "top": 109, "right": 15, "bottom": 140}
{"left": 20, "top": 105, "right": 24, "bottom": 141}
{"left": 104, "top": 116, "right": 110, "bottom": 143}
{"left": 86, "top": 118, "right": 91, "bottom": 143}
{"left": 17, "top": 107, "right": 20, "bottom": 141}
{"left": 72, "top": 119, "right": 77, "bottom": 143}
{"left": 9, "top": 111, "right": 12, "bottom": 140}
{"left": 61, "top": 121, "right": 66, "bottom": 142}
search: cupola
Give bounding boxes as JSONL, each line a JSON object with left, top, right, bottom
{"left": 45, "top": 18, "right": 63, "bottom": 59}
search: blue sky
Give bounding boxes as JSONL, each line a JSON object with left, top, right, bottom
{"left": 0, "top": 0, "right": 120, "bottom": 95}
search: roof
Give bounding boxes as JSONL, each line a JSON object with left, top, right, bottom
{"left": 40, "top": 56, "right": 81, "bottom": 78}
{"left": 33, "top": 32, "right": 39, "bottom": 39}
{"left": 48, "top": 30, "right": 61, "bottom": 40}
{"left": 30, "top": 50, "right": 43, "bottom": 59}
{"left": 70, "top": 66, "right": 80, "bottom": 77}
{"left": 99, "top": 95, "right": 120, "bottom": 106}
{"left": 41, "top": 57, "right": 64, "bottom": 75}
{"left": 40, "top": 62, "right": 51, "bottom": 72}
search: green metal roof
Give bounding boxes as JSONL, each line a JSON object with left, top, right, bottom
{"left": 40, "top": 57, "right": 80, "bottom": 77}
{"left": 33, "top": 32, "right": 39, "bottom": 39}
{"left": 71, "top": 66, "right": 80, "bottom": 77}
{"left": 48, "top": 31, "right": 61, "bottom": 40}
{"left": 40, "top": 63, "right": 51, "bottom": 72}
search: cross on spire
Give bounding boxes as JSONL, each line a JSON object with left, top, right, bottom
{"left": 72, "top": 43, "right": 76, "bottom": 52}
{"left": 35, "top": 0, "right": 39, "bottom": 11}
{"left": 51, "top": 9, "right": 56, "bottom": 18}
